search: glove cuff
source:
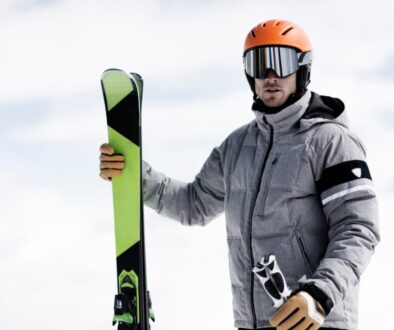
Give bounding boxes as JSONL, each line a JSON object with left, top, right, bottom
{"left": 295, "top": 282, "right": 334, "bottom": 316}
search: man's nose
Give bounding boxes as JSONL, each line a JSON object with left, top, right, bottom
{"left": 264, "top": 69, "right": 279, "bottom": 80}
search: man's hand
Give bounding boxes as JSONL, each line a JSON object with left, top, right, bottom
{"left": 99, "top": 143, "right": 125, "bottom": 181}
{"left": 270, "top": 291, "right": 325, "bottom": 330}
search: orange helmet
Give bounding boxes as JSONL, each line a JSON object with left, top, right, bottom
{"left": 243, "top": 19, "right": 313, "bottom": 97}
{"left": 244, "top": 19, "right": 312, "bottom": 55}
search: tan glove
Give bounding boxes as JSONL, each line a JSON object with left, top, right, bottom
{"left": 99, "top": 143, "right": 125, "bottom": 181}
{"left": 270, "top": 291, "right": 325, "bottom": 330}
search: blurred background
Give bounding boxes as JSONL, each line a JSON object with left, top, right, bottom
{"left": 0, "top": 0, "right": 393, "bottom": 329}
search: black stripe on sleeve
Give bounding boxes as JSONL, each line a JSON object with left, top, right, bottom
{"left": 316, "top": 160, "right": 372, "bottom": 194}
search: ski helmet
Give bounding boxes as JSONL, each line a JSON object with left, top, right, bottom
{"left": 243, "top": 19, "right": 313, "bottom": 97}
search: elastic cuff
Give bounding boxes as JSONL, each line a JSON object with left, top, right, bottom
{"left": 294, "top": 282, "right": 334, "bottom": 315}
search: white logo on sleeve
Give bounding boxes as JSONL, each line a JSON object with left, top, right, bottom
{"left": 352, "top": 167, "right": 362, "bottom": 178}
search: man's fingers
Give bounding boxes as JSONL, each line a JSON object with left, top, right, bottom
{"left": 276, "top": 312, "right": 305, "bottom": 330}
{"left": 100, "top": 161, "right": 125, "bottom": 170}
{"left": 100, "top": 143, "right": 115, "bottom": 155}
{"left": 100, "top": 153, "right": 125, "bottom": 162}
{"left": 270, "top": 293, "right": 324, "bottom": 330}
{"left": 273, "top": 309, "right": 302, "bottom": 330}
{"left": 100, "top": 172, "right": 111, "bottom": 181}
{"left": 270, "top": 296, "right": 306, "bottom": 328}
{"left": 308, "top": 323, "right": 321, "bottom": 330}
{"left": 270, "top": 297, "right": 299, "bottom": 327}
{"left": 99, "top": 143, "right": 125, "bottom": 181}
{"left": 100, "top": 169, "right": 122, "bottom": 180}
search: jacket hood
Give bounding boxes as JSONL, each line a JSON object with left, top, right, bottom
{"left": 300, "top": 92, "right": 349, "bottom": 130}
{"left": 252, "top": 91, "right": 349, "bottom": 134}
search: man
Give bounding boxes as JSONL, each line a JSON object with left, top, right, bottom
{"left": 100, "top": 19, "right": 379, "bottom": 330}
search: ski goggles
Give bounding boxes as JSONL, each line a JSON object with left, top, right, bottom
{"left": 243, "top": 46, "right": 312, "bottom": 78}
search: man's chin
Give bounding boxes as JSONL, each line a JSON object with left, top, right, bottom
{"left": 262, "top": 98, "right": 285, "bottom": 108}
{"left": 260, "top": 92, "right": 286, "bottom": 107}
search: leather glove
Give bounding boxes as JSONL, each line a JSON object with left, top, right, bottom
{"left": 270, "top": 291, "right": 325, "bottom": 330}
{"left": 99, "top": 143, "right": 125, "bottom": 181}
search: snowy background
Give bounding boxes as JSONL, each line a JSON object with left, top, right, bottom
{"left": 1, "top": 0, "right": 393, "bottom": 329}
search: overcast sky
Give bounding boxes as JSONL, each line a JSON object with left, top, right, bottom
{"left": 1, "top": 1, "right": 393, "bottom": 329}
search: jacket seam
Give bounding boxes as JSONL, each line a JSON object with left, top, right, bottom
{"left": 252, "top": 232, "right": 290, "bottom": 239}
{"left": 230, "top": 188, "right": 248, "bottom": 192}
{"left": 227, "top": 126, "right": 251, "bottom": 193}
{"left": 307, "top": 128, "right": 338, "bottom": 182}
{"left": 308, "top": 123, "right": 338, "bottom": 155}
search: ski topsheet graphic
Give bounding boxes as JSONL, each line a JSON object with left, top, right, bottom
{"left": 101, "top": 69, "right": 153, "bottom": 330}
{"left": 253, "top": 254, "right": 292, "bottom": 308}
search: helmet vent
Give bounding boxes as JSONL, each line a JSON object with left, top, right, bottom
{"left": 282, "top": 27, "right": 293, "bottom": 35}
{"left": 251, "top": 30, "right": 256, "bottom": 37}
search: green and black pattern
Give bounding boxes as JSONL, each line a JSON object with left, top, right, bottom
{"left": 101, "top": 69, "right": 151, "bottom": 330}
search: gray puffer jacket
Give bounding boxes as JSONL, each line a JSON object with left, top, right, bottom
{"left": 143, "top": 91, "right": 380, "bottom": 330}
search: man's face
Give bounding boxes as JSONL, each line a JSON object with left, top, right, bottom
{"left": 254, "top": 70, "right": 297, "bottom": 108}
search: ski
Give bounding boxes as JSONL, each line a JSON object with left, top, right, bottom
{"left": 253, "top": 254, "right": 292, "bottom": 308}
{"left": 101, "top": 69, "right": 152, "bottom": 330}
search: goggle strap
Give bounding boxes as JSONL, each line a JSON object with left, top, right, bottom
{"left": 298, "top": 51, "right": 313, "bottom": 66}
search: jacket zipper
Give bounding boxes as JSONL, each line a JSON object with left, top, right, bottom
{"left": 260, "top": 154, "right": 279, "bottom": 212}
{"left": 249, "top": 118, "right": 274, "bottom": 328}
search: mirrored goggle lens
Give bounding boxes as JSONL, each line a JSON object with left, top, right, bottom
{"left": 244, "top": 46, "right": 300, "bottom": 78}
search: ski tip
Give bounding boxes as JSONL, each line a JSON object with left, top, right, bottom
{"left": 130, "top": 72, "right": 143, "bottom": 80}
{"left": 101, "top": 69, "right": 143, "bottom": 82}
{"left": 102, "top": 67, "right": 122, "bottom": 75}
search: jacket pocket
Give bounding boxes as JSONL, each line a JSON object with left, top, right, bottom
{"left": 296, "top": 232, "right": 313, "bottom": 276}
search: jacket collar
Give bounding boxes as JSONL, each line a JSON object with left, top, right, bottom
{"left": 299, "top": 92, "right": 349, "bottom": 130}
{"left": 253, "top": 91, "right": 312, "bottom": 132}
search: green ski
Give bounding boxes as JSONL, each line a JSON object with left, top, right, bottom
{"left": 101, "top": 69, "right": 153, "bottom": 330}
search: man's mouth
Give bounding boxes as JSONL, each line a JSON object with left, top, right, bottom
{"left": 264, "top": 88, "right": 281, "bottom": 93}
